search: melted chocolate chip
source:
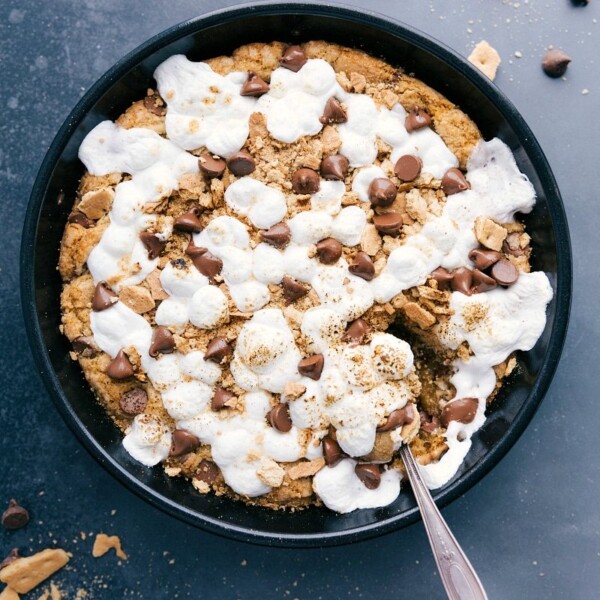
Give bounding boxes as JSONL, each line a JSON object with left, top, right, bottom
{"left": 212, "top": 387, "right": 236, "bottom": 411}
{"left": 368, "top": 178, "right": 397, "bottom": 207}
{"left": 267, "top": 403, "right": 293, "bottom": 433}
{"left": 119, "top": 388, "right": 148, "bottom": 416}
{"left": 298, "top": 354, "right": 324, "bottom": 380}
{"left": 72, "top": 336, "right": 100, "bottom": 358}
{"left": 280, "top": 45, "right": 307, "bottom": 72}
{"left": 174, "top": 208, "right": 203, "bottom": 232}
{"left": 342, "top": 318, "right": 371, "bottom": 345}
{"left": 542, "top": 49, "right": 572, "bottom": 78}
{"left": 282, "top": 276, "right": 309, "bottom": 303}
{"left": 186, "top": 242, "right": 223, "bottom": 279}
{"left": 68, "top": 210, "right": 93, "bottom": 228}
{"left": 354, "top": 464, "right": 381, "bottom": 489}
{"left": 195, "top": 460, "right": 219, "bottom": 484}
{"left": 319, "top": 97, "right": 347, "bottom": 125}
{"left": 431, "top": 267, "right": 454, "bottom": 291}
{"left": 292, "top": 168, "right": 320, "bottom": 194}
{"left": 1, "top": 500, "right": 29, "bottom": 530}
{"left": 316, "top": 237, "right": 343, "bottom": 264}
{"left": 490, "top": 258, "right": 520, "bottom": 286}
{"left": 440, "top": 397, "right": 479, "bottom": 428}
{"left": 144, "top": 92, "right": 166, "bottom": 116}
{"left": 106, "top": 350, "right": 134, "bottom": 380}
{"left": 204, "top": 337, "right": 232, "bottom": 363}
{"left": 227, "top": 150, "right": 256, "bottom": 176}
{"left": 149, "top": 326, "right": 176, "bottom": 358}
{"left": 323, "top": 437, "right": 345, "bottom": 467}
{"left": 240, "top": 72, "right": 270, "bottom": 97}
{"left": 377, "top": 405, "right": 415, "bottom": 432}
{"left": 441, "top": 168, "right": 469, "bottom": 195}
{"left": 92, "top": 282, "right": 118, "bottom": 312}
{"left": 261, "top": 222, "right": 291, "bottom": 248}
{"left": 0, "top": 548, "right": 20, "bottom": 570}
{"left": 349, "top": 252, "right": 375, "bottom": 281}
{"left": 139, "top": 231, "right": 166, "bottom": 260}
{"left": 471, "top": 268, "right": 497, "bottom": 293}
{"left": 320, "top": 154, "right": 349, "bottom": 181}
{"left": 199, "top": 154, "right": 226, "bottom": 178}
{"left": 405, "top": 108, "right": 432, "bottom": 132}
{"left": 394, "top": 154, "right": 423, "bottom": 182}
{"left": 451, "top": 267, "right": 473, "bottom": 295}
{"left": 170, "top": 429, "right": 200, "bottom": 457}
{"left": 420, "top": 411, "right": 441, "bottom": 434}
{"left": 373, "top": 212, "right": 403, "bottom": 236}
{"left": 469, "top": 248, "right": 502, "bottom": 270}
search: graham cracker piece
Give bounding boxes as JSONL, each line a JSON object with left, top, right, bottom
{"left": 403, "top": 302, "right": 436, "bottom": 330}
{"left": 468, "top": 41, "right": 501, "bottom": 81}
{"left": 77, "top": 188, "right": 114, "bottom": 220}
{"left": 286, "top": 458, "right": 325, "bottom": 480}
{"left": 0, "top": 549, "right": 69, "bottom": 595}
{"left": 92, "top": 533, "right": 128, "bottom": 560}
{"left": 474, "top": 217, "right": 507, "bottom": 251}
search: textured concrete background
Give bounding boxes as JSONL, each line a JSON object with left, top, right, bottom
{"left": 1, "top": 1, "right": 599, "bottom": 598}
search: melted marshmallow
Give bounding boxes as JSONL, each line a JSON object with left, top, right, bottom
{"left": 122, "top": 414, "right": 172, "bottom": 466}
{"left": 224, "top": 177, "right": 287, "bottom": 229}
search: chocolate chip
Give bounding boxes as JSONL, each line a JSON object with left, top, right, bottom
{"left": 186, "top": 242, "right": 223, "bottom": 279}
{"left": 280, "top": 45, "right": 307, "bottom": 72}
{"left": 323, "top": 437, "right": 345, "bottom": 467}
{"left": 282, "top": 275, "right": 309, "bottom": 303}
{"left": 368, "top": 178, "right": 397, "bottom": 207}
{"left": 373, "top": 212, "right": 403, "bottom": 236}
{"left": 440, "top": 397, "right": 479, "bottom": 428}
{"left": 349, "top": 252, "right": 375, "bottom": 281}
{"left": 468, "top": 248, "right": 502, "bottom": 270}
{"left": 431, "top": 267, "right": 454, "bottom": 291}
{"left": 320, "top": 154, "right": 349, "bottom": 181}
{"left": 342, "top": 318, "right": 371, "bottom": 345}
{"left": 119, "top": 388, "right": 148, "bottom": 415}
{"left": 451, "top": 267, "right": 473, "bottom": 295}
{"left": 68, "top": 210, "right": 93, "bottom": 228}
{"left": 227, "top": 150, "right": 256, "bottom": 176}
{"left": 169, "top": 429, "right": 200, "bottom": 457}
{"left": 139, "top": 231, "right": 166, "bottom": 260}
{"left": 149, "top": 326, "right": 176, "bottom": 358}
{"left": 212, "top": 387, "right": 235, "bottom": 411}
{"left": 92, "top": 282, "right": 118, "bottom": 311}
{"left": 240, "top": 72, "right": 270, "bottom": 97}
{"left": 0, "top": 548, "right": 20, "bottom": 570}
{"left": 442, "top": 168, "right": 469, "bottom": 195}
{"left": 106, "top": 350, "right": 134, "bottom": 380}
{"left": 267, "top": 403, "right": 293, "bottom": 433}
{"left": 490, "top": 258, "right": 520, "bottom": 286}
{"left": 316, "top": 237, "right": 343, "bottom": 264}
{"left": 261, "top": 222, "right": 291, "bottom": 248}
{"left": 420, "top": 411, "right": 441, "bottom": 434}
{"left": 570, "top": 0, "right": 589, "bottom": 5}
{"left": 195, "top": 460, "right": 219, "bottom": 484}
{"left": 377, "top": 405, "right": 415, "bottom": 432}
{"left": 394, "top": 154, "right": 423, "bottom": 182}
{"left": 542, "top": 49, "right": 572, "bottom": 78}
{"left": 1, "top": 500, "right": 29, "bottom": 530}
{"left": 298, "top": 354, "right": 324, "bottom": 380}
{"left": 72, "top": 336, "right": 100, "bottom": 358}
{"left": 174, "top": 208, "right": 203, "bottom": 232}
{"left": 319, "top": 97, "right": 347, "bottom": 125}
{"left": 405, "top": 108, "right": 432, "bottom": 132}
{"left": 204, "top": 337, "right": 232, "bottom": 363}
{"left": 471, "top": 268, "right": 497, "bottom": 293}
{"left": 292, "top": 168, "right": 320, "bottom": 194}
{"left": 354, "top": 464, "right": 381, "bottom": 489}
{"left": 144, "top": 92, "right": 166, "bottom": 116}
{"left": 199, "top": 153, "right": 226, "bottom": 178}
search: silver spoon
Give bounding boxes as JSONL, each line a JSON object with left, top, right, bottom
{"left": 399, "top": 445, "right": 489, "bottom": 600}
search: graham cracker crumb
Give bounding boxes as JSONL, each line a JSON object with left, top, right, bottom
{"left": 92, "top": 533, "right": 128, "bottom": 561}
{"left": 474, "top": 217, "right": 507, "bottom": 251}
{"left": 0, "top": 549, "right": 69, "bottom": 595}
{"left": 468, "top": 41, "right": 501, "bottom": 80}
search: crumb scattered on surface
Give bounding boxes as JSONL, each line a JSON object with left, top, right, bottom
{"left": 0, "top": 549, "right": 69, "bottom": 595}
{"left": 468, "top": 40, "right": 501, "bottom": 80}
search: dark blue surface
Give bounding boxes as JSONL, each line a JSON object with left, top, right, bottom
{"left": 2, "top": 0, "right": 599, "bottom": 598}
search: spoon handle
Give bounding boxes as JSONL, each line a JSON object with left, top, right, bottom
{"left": 400, "top": 445, "right": 488, "bottom": 600}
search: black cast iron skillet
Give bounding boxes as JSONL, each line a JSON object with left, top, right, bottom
{"left": 20, "top": 2, "right": 572, "bottom": 547}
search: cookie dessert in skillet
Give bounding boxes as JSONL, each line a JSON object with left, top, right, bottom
{"left": 59, "top": 41, "right": 552, "bottom": 513}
